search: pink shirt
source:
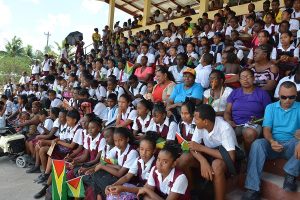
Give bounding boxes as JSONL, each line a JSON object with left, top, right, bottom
{"left": 134, "top": 66, "right": 153, "bottom": 82}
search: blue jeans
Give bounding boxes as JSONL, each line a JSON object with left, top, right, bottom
{"left": 245, "top": 138, "right": 300, "bottom": 191}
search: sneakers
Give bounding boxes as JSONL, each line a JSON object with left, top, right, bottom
{"left": 283, "top": 174, "right": 298, "bottom": 192}
{"left": 241, "top": 189, "right": 260, "bottom": 200}
{"left": 26, "top": 165, "right": 41, "bottom": 173}
{"left": 36, "top": 173, "right": 50, "bottom": 184}
{"left": 33, "top": 186, "right": 48, "bottom": 199}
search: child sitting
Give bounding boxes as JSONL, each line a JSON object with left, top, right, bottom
{"left": 116, "top": 94, "right": 137, "bottom": 130}
{"left": 137, "top": 141, "right": 190, "bottom": 200}
{"left": 105, "top": 133, "right": 157, "bottom": 200}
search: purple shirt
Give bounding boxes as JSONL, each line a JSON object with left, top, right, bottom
{"left": 227, "top": 87, "right": 271, "bottom": 125}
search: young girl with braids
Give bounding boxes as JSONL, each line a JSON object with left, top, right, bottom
{"left": 86, "top": 127, "right": 139, "bottom": 200}
{"left": 132, "top": 99, "right": 153, "bottom": 141}
{"left": 105, "top": 132, "right": 158, "bottom": 200}
{"left": 137, "top": 141, "right": 190, "bottom": 200}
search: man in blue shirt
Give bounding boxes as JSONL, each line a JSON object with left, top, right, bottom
{"left": 242, "top": 81, "right": 300, "bottom": 200}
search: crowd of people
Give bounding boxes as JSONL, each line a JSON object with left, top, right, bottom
{"left": 1, "top": 0, "right": 300, "bottom": 200}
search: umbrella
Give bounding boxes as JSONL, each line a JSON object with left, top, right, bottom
{"left": 65, "top": 31, "right": 83, "bottom": 46}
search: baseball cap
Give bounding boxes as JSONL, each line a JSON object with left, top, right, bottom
{"left": 183, "top": 67, "right": 196, "bottom": 76}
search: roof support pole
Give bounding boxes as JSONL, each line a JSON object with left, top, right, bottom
{"left": 142, "top": 0, "right": 151, "bottom": 27}
{"left": 199, "top": 0, "right": 209, "bottom": 17}
{"left": 108, "top": 0, "right": 115, "bottom": 31}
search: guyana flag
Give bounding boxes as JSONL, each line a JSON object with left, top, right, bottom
{"left": 66, "top": 176, "right": 85, "bottom": 198}
{"left": 156, "top": 137, "right": 166, "bottom": 149}
{"left": 125, "top": 61, "right": 134, "bottom": 75}
{"left": 100, "top": 157, "right": 118, "bottom": 165}
{"left": 176, "top": 133, "right": 190, "bottom": 153}
{"left": 52, "top": 160, "right": 67, "bottom": 200}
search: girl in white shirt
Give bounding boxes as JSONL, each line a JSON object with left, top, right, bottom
{"left": 106, "top": 58, "right": 120, "bottom": 79}
{"left": 137, "top": 141, "right": 190, "bottom": 200}
{"left": 89, "top": 127, "right": 139, "bottom": 199}
{"left": 106, "top": 133, "right": 157, "bottom": 200}
{"left": 116, "top": 94, "right": 137, "bottom": 130}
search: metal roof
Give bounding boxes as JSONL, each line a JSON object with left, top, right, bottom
{"left": 101, "top": 0, "right": 200, "bottom": 16}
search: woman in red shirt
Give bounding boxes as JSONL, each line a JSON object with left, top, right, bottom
{"left": 152, "top": 67, "right": 176, "bottom": 103}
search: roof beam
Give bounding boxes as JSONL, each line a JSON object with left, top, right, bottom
{"left": 151, "top": 3, "right": 168, "bottom": 13}
{"left": 104, "top": 0, "right": 138, "bottom": 16}
{"left": 169, "top": 0, "right": 182, "bottom": 7}
{"left": 122, "top": 0, "right": 144, "bottom": 12}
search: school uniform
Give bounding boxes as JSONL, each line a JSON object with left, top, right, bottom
{"left": 118, "top": 69, "right": 130, "bottom": 84}
{"left": 36, "top": 118, "right": 53, "bottom": 135}
{"left": 106, "top": 67, "right": 120, "bottom": 80}
{"left": 177, "top": 121, "right": 196, "bottom": 141}
{"left": 51, "top": 124, "right": 84, "bottom": 160}
{"left": 53, "top": 119, "right": 67, "bottom": 138}
{"left": 106, "top": 85, "right": 125, "bottom": 99}
{"left": 92, "top": 144, "right": 139, "bottom": 197}
{"left": 129, "top": 82, "right": 147, "bottom": 106}
{"left": 93, "top": 102, "right": 108, "bottom": 121}
{"left": 147, "top": 117, "right": 178, "bottom": 140}
{"left": 120, "top": 107, "right": 138, "bottom": 129}
{"left": 275, "top": 45, "right": 299, "bottom": 75}
{"left": 132, "top": 113, "right": 152, "bottom": 134}
{"left": 192, "top": 117, "right": 238, "bottom": 151}
{"left": 104, "top": 105, "right": 118, "bottom": 126}
{"left": 168, "top": 65, "right": 188, "bottom": 84}
{"left": 84, "top": 133, "right": 106, "bottom": 161}
{"left": 50, "top": 97, "right": 63, "bottom": 108}
{"left": 147, "top": 167, "right": 190, "bottom": 200}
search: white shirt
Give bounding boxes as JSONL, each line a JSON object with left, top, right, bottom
{"left": 31, "top": 65, "right": 40, "bottom": 74}
{"left": 105, "top": 105, "right": 118, "bottom": 126}
{"left": 264, "top": 24, "right": 276, "bottom": 35}
{"left": 129, "top": 82, "right": 147, "bottom": 96}
{"left": 204, "top": 87, "right": 233, "bottom": 112}
{"left": 37, "top": 118, "right": 53, "bottom": 135}
{"left": 116, "top": 144, "right": 139, "bottom": 168}
{"left": 147, "top": 167, "right": 188, "bottom": 195}
{"left": 154, "top": 13, "right": 165, "bottom": 22}
{"left": 121, "top": 107, "right": 137, "bottom": 121}
{"left": 136, "top": 52, "right": 156, "bottom": 66}
{"left": 292, "top": 10, "right": 300, "bottom": 19}
{"left": 61, "top": 124, "right": 83, "bottom": 145}
{"left": 177, "top": 121, "right": 196, "bottom": 139}
{"left": 129, "top": 156, "right": 155, "bottom": 180}
{"left": 118, "top": 69, "right": 130, "bottom": 83}
{"left": 101, "top": 145, "right": 118, "bottom": 160}
{"left": 51, "top": 98, "right": 63, "bottom": 108}
{"left": 162, "top": 35, "right": 177, "bottom": 44}
{"left": 19, "top": 76, "right": 30, "bottom": 85}
{"left": 289, "top": 19, "right": 300, "bottom": 31}
{"left": 146, "top": 117, "right": 178, "bottom": 140}
{"left": 274, "top": 75, "right": 300, "bottom": 98}
{"left": 168, "top": 65, "right": 187, "bottom": 83}
{"left": 132, "top": 113, "right": 152, "bottom": 133}
{"left": 106, "top": 67, "right": 120, "bottom": 79}
{"left": 42, "top": 59, "right": 51, "bottom": 72}
{"left": 84, "top": 133, "right": 106, "bottom": 152}
{"left": 95, "top": 85, "right": 107, "bottom": 101}
{"left": 274, "top": 45, "right": 299, "bottom": 59}
{"left": 93, "top": 102, "right": 108, "bottom": 120}
{"left": 192, "top": 117, "right": 238, "bottom": 151}
{"left": 106, "top": 85, "right": 125, "bottom": 99}
{"left": 225, "top": 25, "right": 243, "bottom": 36}
{"left": 195, "top": 64, "right": 212, "bottom": 89}
{"left": 93, "top": 67, "right": 108, "bottom": 79}
{"left": 199, "top": 31, "right": 215, "bottom": 39}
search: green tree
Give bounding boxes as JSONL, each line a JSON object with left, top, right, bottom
{"left": 24, "top": 45, "right": 34, "bottom": 59}
{"left": 4, "top": 36, "right": 25, "bottom": 57}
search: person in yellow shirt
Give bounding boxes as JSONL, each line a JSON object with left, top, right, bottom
{"left": 271, "top": 0, "right": 282, "bottom": 24}
{"left": 92, "top": 28, "right": 101, "bottom": 50}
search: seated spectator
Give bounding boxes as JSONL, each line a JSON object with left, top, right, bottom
{"left": 189, "top": 104, "right": 238, "bottom": 200}
{"left": 225, "top": 16, "right": 243, "bottom": 40}
{"left": 116, "top": 94, "right": 137, "bottom": 130}
{"left": 155, "top": 48, "right": 170, "bottom": 67}
{"left": 153, "top": 10, "right": 165, "bottom": 23}
{"left": 271, "top": 0, "right": 283, "bottom": 24}
{"left": 264, "top": 12, "right": 276, "bottom": 35}
{"left": 199, "top": 24, "right": 215, "bottom": 40}
{"left": 274, "top": 31, "right": 299, "bottom": 77}
{"left": 152, "top": 67, "right": 175, "bottom": 103}
{"left": 204, "top": 70, "right": 233, "bottom": 116}
{"left": 134, "top": 56, "right": 154, "bottom": 82}
{"left": 281, "top": 9, "right": 299, "bottom": 35}
{"left": 250, "top": 44, "right": 279, "bottom": 93}
{"left": 274, "top": 64, "right": 300, "bottom": 101}
{"left": 195, "top": 53, "right": 213, "bottom": 89}
{"left": 136, "top": 43, "right": 155, "bottom": 67}
{"left": 137, "top": 141, "right": 190, "bottom": 199}
{"left": 124, "top": 75, "right": 147, "bottom": 106}
{"left": 292, "top": 0, "right": 300, "bottom": 20}
{"left": 242, "top": 81, "right": 300, "bottom": 200}
{"left": 168, "top": 53, "right": 188, "bottom": 84}
{"left": 224, "top": 68, "right": 271, "bottom": 152}
{"left": 167, "top": 67, "right": 203, "bottom": 113}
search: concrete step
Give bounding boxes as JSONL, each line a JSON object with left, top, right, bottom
{"left": 261, "top": 172, "right": 300, "bottom": 200}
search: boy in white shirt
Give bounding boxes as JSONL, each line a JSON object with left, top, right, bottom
{"left": 188, "top": 104, "right": 238, "bottom": 200}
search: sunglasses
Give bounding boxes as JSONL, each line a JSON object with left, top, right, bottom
{"left": 280, "top": 95, "right": 297, "bottom": 100}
